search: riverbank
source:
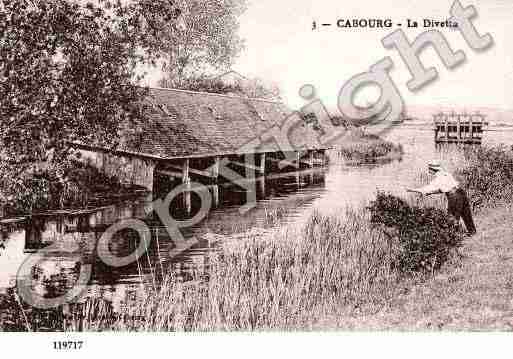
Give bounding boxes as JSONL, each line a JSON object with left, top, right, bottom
{"left": 316, "top": 145, "right": 513, "bottom": 329}
{"left": 320, "top": 203, "right": 513, "bottom": 330}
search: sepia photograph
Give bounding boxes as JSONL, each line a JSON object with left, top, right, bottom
{"left": 0, "top": 0, "right": 512, "bottom": 352}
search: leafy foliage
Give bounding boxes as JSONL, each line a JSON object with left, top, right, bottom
{"left": 161, "top": 73, "right": 281, "bottom": 100}
{"left": 368, "top": 192, "right": 464, "bottom": 273}
{"left": 1, "top": 159, "right": 140, "bottom": 215}
{"left": 159, "top": 0, "right": 247, "bottom": 86}
{"left": 162, "top": 75, "right": 245, "bottom": 94}
{"left": 459, "top": 145, "right": 513, "bottom": 210}
{"left": 0, "top": 0, "right": 179, "bottom": 211}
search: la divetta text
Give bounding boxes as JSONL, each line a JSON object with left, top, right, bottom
{"left": 312, "top": 18, "right": 458, "bottom": 30}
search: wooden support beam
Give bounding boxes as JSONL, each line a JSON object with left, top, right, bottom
{"left": 434, "top": 114, "right": 439, "bottom": 142}
{"left": 183, "top": 159, "right": 191, "bottom": 215}
{"left": 320, "top": 149, "right": 328, "bottom": 167}
{"left": 457, "top": 114, "right": 461, "bottom": 141}
{"left": 156, "top": 169, "right": 183, "bottom": 178}
{"left": 266, "top": 152, "right": 314, "bottom": 168}
{"left": 212, "top": 156, "right": 220, "bottom": 181}
{"left": 212, "top": 184, "right": 219, "bottom": 207}
{"left": 259, "top": 153, "right": 266, "bottom": 175}
{"left": 165, "top": 164, "right": 214, "bottom": 178}
{"left": 469, "top": 115, "right": 474, "bottom": 140}
{"left": 230, "top": 159, "right": 264, "bottom": 173}
{"left": 445, "top": 114, "right": 449, "bottom": 140}
{"left": 266, "top": 157, "right": 285, "bottom": 163}
{"left": 257, "top": 178, "right": 265, "bottom": 196}
{"left": 309, "top": 150, "right": 314, "bottom": 168}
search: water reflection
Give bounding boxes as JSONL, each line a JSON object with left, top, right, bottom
{"left": 0, "top": 168, "right": 327, "bottom": 324}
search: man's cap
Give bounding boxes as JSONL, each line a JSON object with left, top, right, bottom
{"left": 428, "top": 160, "right": 442, "bottom": 172}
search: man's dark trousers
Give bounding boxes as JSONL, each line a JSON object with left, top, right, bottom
{"left": 446, "top": 188, "right": 477, "bottom": 235}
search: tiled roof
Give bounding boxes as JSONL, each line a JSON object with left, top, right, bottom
{"left": 114, "top": 87, "right": 324, "bottom": 159}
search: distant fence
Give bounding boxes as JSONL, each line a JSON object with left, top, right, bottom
{"left": 433, "top": 112, "right": 488, "bottom": 144}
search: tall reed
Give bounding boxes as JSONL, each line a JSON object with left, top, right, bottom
{"left": 69, "top": 208, "right": 400, "bottom": 331}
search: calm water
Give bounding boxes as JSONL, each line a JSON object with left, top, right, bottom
{"left": 1, "top": 123, "right": 512, "bottom": 323}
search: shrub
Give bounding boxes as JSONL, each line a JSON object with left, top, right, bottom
{"left": 368, "top": 192, "right": 464, "bottom": 274}
{"left": 459, "top": 145, "right": 513, "bottom": 210}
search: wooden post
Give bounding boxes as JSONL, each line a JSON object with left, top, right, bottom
{"left": 457, "top": 114, "right": 461, "bottom": 141}
{"left": 469, "top": 114, "right": 474, "bottom": 142}
{"left": 257, "top": 177, "right": 266, "bottom": 197}
{"left": 445, "top": 113, "right": 449, "bottom": 141}
{"left": 433, "top": 114, "right": 438, "bottom": 143}
{"left": 309, "top": 152, "right": 315, "bottom": 182}
{"left": 460, "top": 113, "right": 465, "bottom": 140}
{"left": 212, "top": 185, "right": 219, "bottom": 207}
{"left": 309, "top": 150, "right": 314, "bottom": 168}
{"left": 480, "top": 114, "right": 486, "bottom": 142}
{"left": 212, "top": 156, "right": 220, "bottom": 181}
{"left": 259, "top": 153, "right": 266, "bottom": 175}
{"left": 296, "top": 151, "right": 301, "bottom": 170}
{"left": 183, "top": 159, "right": 191, "bottom": 215}
{"left": 88, "top": 212, "right": 97, "bottom": 228}
{"left": 212, "top": 156, "right": 220, "bottom": 207}
{"left": 321, "top": 149, "right": 327, "bottom": 166}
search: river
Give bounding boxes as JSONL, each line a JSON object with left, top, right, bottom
{"left": 1, "top": 122, "right": 512, "bottom": 328}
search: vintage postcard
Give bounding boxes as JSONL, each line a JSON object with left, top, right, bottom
{"left": 0, "top": 0, "right": 512, "bottom": 355}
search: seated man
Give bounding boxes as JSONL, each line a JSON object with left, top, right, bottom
{"left": 407, "top": 161, "right": 476, "bottom": 235}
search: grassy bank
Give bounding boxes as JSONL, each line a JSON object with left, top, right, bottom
{"left": 316, "top": 203, "right": 513, "bottom": 330}
{"left": 329, "top": 131, "right": 403, "bottom": 163}
{"left": 319, "top": 145, "right": 513, "bottom": 329}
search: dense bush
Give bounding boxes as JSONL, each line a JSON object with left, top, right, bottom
{"left": 459, "top": 145, "right": 513, "bottom": 210}
{"left": 368, "top": 192, "right": 464, "bottom": 274}
{"left": 0, "top": 159, "right": 140, "bottom": 216}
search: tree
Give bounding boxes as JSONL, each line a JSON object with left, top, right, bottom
{"left": 0, "top": 0, "right": 180, "bottom": 212}
{"left": 158, "top": 0, "right": 247, "bottom": 87}
{"left": 165, "top": 73, "right": 282, "bottom": 101}
{"left": 239, "top": 77, "right": 281, "bottom": 100}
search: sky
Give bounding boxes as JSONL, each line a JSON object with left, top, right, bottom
{"left": 146, "top": 0, "right": 513, "bottom": 113}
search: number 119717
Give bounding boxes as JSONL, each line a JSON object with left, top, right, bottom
{"left": 53, "top": 341, "right": 84, "bottom": 350}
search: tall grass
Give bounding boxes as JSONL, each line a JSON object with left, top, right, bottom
{"left": 68, "top": 208, "right": 400, "bottom": 331}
